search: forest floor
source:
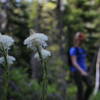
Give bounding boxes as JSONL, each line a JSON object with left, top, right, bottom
{"left": 67, "top": 83, "right": 100, "bottom": 100}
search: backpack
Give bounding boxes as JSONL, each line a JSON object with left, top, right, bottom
{"left": 67, "top": 47, "right": 79, "bottom": 66}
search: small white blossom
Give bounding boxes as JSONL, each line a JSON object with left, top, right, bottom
{"left": 24, "top": 33, "right": 48, "bottom": 50}
{"left": 0, "top": 33, "right": 14, "bottom": 50}
{"left": 34, "top": 49, "right": 51, "bottom": 60}
{"left": 0, "top": 55, "right": 16, "bottom": 65}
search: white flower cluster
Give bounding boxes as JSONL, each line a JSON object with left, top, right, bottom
{"left": 24, "top": 33, "right": 51, "bottom": 60}
{"left": 24, "top": 33, "right": 48, "bottom": 50}
{"left": 0, "top": 33, "right": 14, "bottom": 50}
{"left": 0, "top": 55, "right": 16, "bottom": 65}
{"left": 34, "top": 49, "right": 51, "bottom": 60}
{"left": 0, "top": 33, "right": 15, "bottom": 65}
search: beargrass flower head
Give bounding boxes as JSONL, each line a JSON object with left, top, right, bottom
{"left": 24, "top": 33, "right": 48, "bottom": 51}
{"left": 0, "top": 55, "right": 16, "bottom": 65}
{"left": 0, "top": 33, "right": 14, "bottom": 50}
{"left": 34, "top": 49, "right": 51, "bottom": 60}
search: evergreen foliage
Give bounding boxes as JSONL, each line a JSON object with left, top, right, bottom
{"left": 0, "top": 0, "right": 100, "bottom": 99}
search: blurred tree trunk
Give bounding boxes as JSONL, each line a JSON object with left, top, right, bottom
{"left": 56, "top": 0, "right": 67, "bottom": 100}
{"left": 35, "top": 3, "right": 42, "bottom": 32}
{"left": 31, "top": 53, "right": 42, "bottom": 82}
{"left": 0, "top": 1, "right": 8, "bottom": 32}
{"left": 56, "top": 0, "right": 67, "bottom": 64}
{"left": 31, "top": 3, "right": 43, "bottom": 81}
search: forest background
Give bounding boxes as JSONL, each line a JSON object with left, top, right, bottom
{"left": 0, "top": 0, "right": 100, "bottom": 100}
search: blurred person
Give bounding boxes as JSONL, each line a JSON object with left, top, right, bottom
{"left": 69, "top": 32, "right": 93, "bottom": 100}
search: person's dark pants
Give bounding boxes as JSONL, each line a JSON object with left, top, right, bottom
{"left": 72, "top": 72, "right": 93, "bottom": 100}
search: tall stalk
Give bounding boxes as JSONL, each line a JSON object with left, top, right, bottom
{"left": 3, "top": 52, "right": 9, "bottom": 100}
{"left": 24, "top": 32, "right": 50, "bottom": 100}
{"left": 0, "top": 44, "right": 9, "bottom": 100}
{"left": 0, "top": 34, "right": 14, "bottom": 100}
{"left": 36, "top": 46, "right": 48, "bottom": 100}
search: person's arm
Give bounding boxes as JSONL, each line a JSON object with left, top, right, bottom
{"left": 71, "top": 56, "right": 88, "bottom": 76}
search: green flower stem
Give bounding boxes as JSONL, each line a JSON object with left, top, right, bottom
{"left": 1, "top": 44, "right": 9, "bottom": 100}
{"left": 43, "top": 61, "right": 48, "bottom": 100}
{"left": 36, "top": 46, "right": 48, "bottom": 100}
{"left": 3, "top": 52, "right": 9, "bottom": 100}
